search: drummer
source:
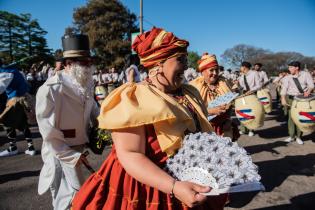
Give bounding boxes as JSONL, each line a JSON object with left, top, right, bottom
{"left": 190, "top": 53, "right": 240, "bottom": 141}
{"left": 237, "top": 61, "right": 262, "bottom": 137}
{"left": 254, "top": 63, "right": 269, "bottom": 87}
{"left": 280, "top": 61, "right": 314, "bottom": 145}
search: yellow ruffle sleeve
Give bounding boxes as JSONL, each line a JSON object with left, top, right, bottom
{"left": 98, "top": 82, "right": 212, "bottom": 156}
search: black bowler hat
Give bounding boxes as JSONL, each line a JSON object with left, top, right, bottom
{"left": 62, "top": 34, "right": 90, "bottom": 58}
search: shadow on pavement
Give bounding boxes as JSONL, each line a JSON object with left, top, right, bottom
{"left": 244, "top": 141, "right": 289, "bottom": 155}
{"left": 257, "top": 154, "right": 315, "bottom": 192}
{"left": 227, "top": 154, "right": 315, "bottom": 208}
{"left": 0, "top": 170, "right": 40, "bottom": 184}
{"left": 227, "top": 191, "right": 259, "bottom": 208}
{"left": 255, "top": 123, "right": 288, "bottom": 139}
{"left": 252, "top": 192, "right": 315, "bottom": 210}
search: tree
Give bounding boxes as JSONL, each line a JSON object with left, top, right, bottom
{"left": 0, "top": 11, "right": 51, "bottom": 64}
{"left": 187, "top": 51, "right": 200, "bottom": 70}
{"left": 221, "top": 44, "right": 315, "bottom": 75}
{"left": 64, "top": 27, "right": 78, "bottom": 36}
{"left": 221, "top": 44, "right": 270, "bottom": 68}
{"left": 0, "top": 11, "right": 25, "bottom": 62}
{"left": 70, "top": 0, "right": 138, "bottom": 69}
{"left": 19, "top": 13, "right": 50, "bottom": 57}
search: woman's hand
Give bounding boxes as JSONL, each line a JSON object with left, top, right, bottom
{"left": 208, "top": 104, "right": 227, "bottom": 115}
{"left": 173, "top": 181, "right": 211, "bottom": 208}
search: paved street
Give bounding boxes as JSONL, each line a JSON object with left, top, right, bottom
{"left": 1, "top": 97, "right": 314, "bottom": 210}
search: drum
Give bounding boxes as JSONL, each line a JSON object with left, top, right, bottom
{"left": 95, "top": 85, "right": 107, "bottom": 105}
{"left": 291, "top": 94, "right": 315, "bottom": 133}
{"left": 257, "top": 88, "right": 272, "bottom": 113}
{"left": 235, "top": 93, "right": 265, "bottom": 129}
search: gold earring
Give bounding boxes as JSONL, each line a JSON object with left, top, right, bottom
{"left": 149, "top": 70, "right": 157, "bottom": 78}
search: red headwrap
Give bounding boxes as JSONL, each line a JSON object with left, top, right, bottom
{"left": 198, "top": 53, "right": 218, "bottom": 72}
{"left": 132, "top": 27, "right": 189, "bottom": 69}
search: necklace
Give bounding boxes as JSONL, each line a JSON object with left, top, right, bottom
{"left": 205, "top": 82, "right": 219, "bottom": 98}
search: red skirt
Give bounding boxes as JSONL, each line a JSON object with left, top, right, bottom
{"left": 72, "top": 125, "right": 228, "bottom": 210}
{"left": 211, "top": 113, "right": 240, "bottom": 141}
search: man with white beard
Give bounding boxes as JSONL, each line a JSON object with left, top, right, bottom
{"left": 35, "top": 34, "right": 99, "bottom": 210}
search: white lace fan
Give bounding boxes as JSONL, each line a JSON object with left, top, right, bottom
{"left": 165, "top": 132, "right": 264, "bottom": 195}
{"left": 207, "top": 92, "right": 239, "bottom": 121}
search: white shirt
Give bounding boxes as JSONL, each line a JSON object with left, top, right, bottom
{"left": 125, "top": 65, "right": 140, "bottom": 83}
{"left": 101, "top": 73, "right": 108, "bottom": 83}
{"left": 222, "top": 71, "right": 231, "bottom": 80}
{"left": 47, "top": 68, "right": 55, "bottom": 78}
{"left": 280, "top": 71, "right": 314, "bottom": 96}
{"left": 139, "top": 71, "right": 148, "bottom": 81}
{"left": 238, "top": 70, "right": 262, "bottom": 91}
{"left": 184, "top": 68, "right": 198, "bottom": 82}
{"left": 26, "top": 73, "right": 34, "bottom": 81}
{"left": 107, "top": 72, "right": 119, "bottom": 83}
{"left": 36, "top": 71, "right": 43, "bottom": 81}
{"left": 257, "top": 71, "right": 269, "bottom": 86}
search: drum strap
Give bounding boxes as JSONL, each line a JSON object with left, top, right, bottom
{"left": 292, "top": 78, "right": 304, "bottom": 94}
{"left": 243, "top": 75, "right": 250, "bottom": 91}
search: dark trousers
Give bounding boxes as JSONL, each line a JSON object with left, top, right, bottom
{"left": 7, "top": 126, "right": 32, "bottom": 140}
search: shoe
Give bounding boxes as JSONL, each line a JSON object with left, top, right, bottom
{"left": 0, "top": 148, "right": 18, "bottom": 157}
{"left": 239, "top": 131, "right": 244, "bottom": 135}
{"left": 248, "top": 131, "right": 254, "bottom": 137}
{"left": 295, "top": 137, "right": 304, "bottom": 145}
{"left": 25, "top": 149, "right": 36, "bottom": 156}
{"left": 284, "top": 137, "right": 294, "bottom": 142}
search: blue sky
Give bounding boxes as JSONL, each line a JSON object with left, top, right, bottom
{"left": 1, "top": 0, "right": 315, "bottom": 60}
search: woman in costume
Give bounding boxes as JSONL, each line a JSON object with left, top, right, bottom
{"left": 190, "top": 53, "right": 239, "bottom": 141}
{"left": 72, "top": 28, "right": 228, "bottom": 210}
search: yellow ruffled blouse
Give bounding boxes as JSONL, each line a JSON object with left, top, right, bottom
{"left": 98, "top": 82, "right": 213, "bottom": 157}
{"left": 189, "top": 76, "right": 231, "bottom": 108}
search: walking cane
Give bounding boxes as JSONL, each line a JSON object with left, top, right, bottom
{"left": 82, "top": 151, "right": 96, "bottom": 174}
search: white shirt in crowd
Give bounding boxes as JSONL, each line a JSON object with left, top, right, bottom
{"left": 280, "top": 71, "right": 314, "bottom": 96}
{"left": 107, "top": 72, "right": 119, "bottom": 83}
{"left": 26, "top": 73, "right": 34, "bottom": 81}
{"left": 139, "top": 71, "right": 148, "bottom": 81}
{"left": 257, "top": 70, "right": 269, "bottom": 86}
{"left": 125, "top": 65, "right": 140, "bottom": 83}
{"left": 238, "top": 70, "right": 262, "bottom": 91}
{"left": 222, "top": 71, "right": 232, "bottom": 80}
{"left": 184, "top": 68, "right": 199, "bottom": 82}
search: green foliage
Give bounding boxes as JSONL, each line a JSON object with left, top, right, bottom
{"left": 70, "top": 0, "right": 139, "bottom": 69}
{"left": 187, "top": 51, "right": 200, "bottom": 70}
{"left": 97, "top": 129, "right": 112, "bottom": 146}
{"left": 0, "top": 11, "right": 51, "bottom": 65}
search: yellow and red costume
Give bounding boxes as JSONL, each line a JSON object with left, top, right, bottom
{"left": 190, "top": 53, "right": 239, "bottom": 140}
{"left": 72, "top": 28, "right": 228, "bottom": 210}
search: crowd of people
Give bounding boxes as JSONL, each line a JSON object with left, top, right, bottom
{"left": 0, "top": 27, "right": 315, "bottom": 210}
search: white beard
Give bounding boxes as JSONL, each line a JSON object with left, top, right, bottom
{"left": 68, "top": 63, "right": 95, "bottom": 98}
